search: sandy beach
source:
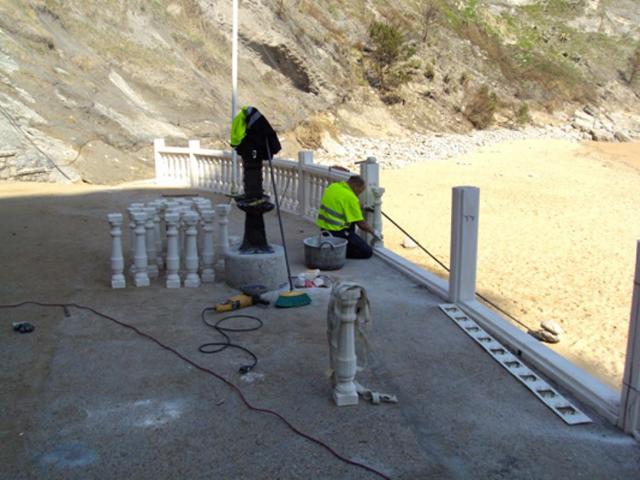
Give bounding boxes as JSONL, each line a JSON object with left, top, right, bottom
{"left": 381, "top": 139, "right": 640, "bottom": 389}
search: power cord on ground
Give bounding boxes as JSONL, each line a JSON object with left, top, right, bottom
{"left": 381, "top": 210, "right": 534, "bottom": 332}
{"left": 0, "top": 301, "right": 390, "bottom": 480}
{"left": 198, "top": 309, "right": 263, "bottom": 375}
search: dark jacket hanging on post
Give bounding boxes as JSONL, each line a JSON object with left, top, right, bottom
{"left": 231, "top": 106, "right": 281, "bottom": 200}
{"left": 230, "top": 106, "right": 282, "bottom": 253}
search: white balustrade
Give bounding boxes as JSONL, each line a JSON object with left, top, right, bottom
{"left": 165, "top": 211, "right": 181, "bottom": 288}
{"left": 183, "top": 211, "right": 201, "bottom": 288}
{"left": 200, "top": 208, "right": 216, "bottom": 283}
{"left": 108, "top": 213, "right": 126, "bottom": 289}
{"left": 143, "top": 207, "right": 159, "bottom": 279}
{"left": 215, "top": 203, "right": 231, "bottom": 268}
{"left": 371, "top": 186, "right": 385, "bottom": 247}
{"left": 330, "top": 286, "right": 362, "bottom": 407}
{"left": 132, "top": 211, "right": 150, "bottom": 287}
{"left": 149, "top": 201, "right": 164, "bottom": 270}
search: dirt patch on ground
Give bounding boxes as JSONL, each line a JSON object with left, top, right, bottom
{"left": 381, "top": 139, "right": 640, "bottom": 389}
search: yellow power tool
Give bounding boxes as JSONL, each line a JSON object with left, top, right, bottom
{"left": 214, "top": 285, "right": 269, "bottom": 313}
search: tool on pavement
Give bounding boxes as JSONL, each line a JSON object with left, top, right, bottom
{"left": 215, "top": 284, "right": 270, "bottom": 313}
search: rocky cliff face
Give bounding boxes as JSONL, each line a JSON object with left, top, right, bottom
{"left": 0, "top": 0, "right": 639, "bottom": 184}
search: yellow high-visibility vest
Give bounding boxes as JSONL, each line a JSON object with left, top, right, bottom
{"left": 316, "top": 182, "right": 363, "bottom": 231}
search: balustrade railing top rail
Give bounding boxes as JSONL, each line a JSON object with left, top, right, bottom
{"left": 154, "top": 139, "right": 352, "bottom": 221}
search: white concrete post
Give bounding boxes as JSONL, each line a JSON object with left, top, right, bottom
{"left": 371, "top": 186, "right": 385, "bottom": 247}
{"left": 200, "top": 208, "right": 216, "bottom": 283}
{"left": 298, "top": 151, "right": 313, "bottom": 217}
{"left": 143, "top": 207, "right": 159, "bottom": 279}
{"left": 150, "top": 201, "right": 164, "bottom": 270}
{"left": 126, "top": 206, "right": 141, "bottom": 275}
{"left": 108, "top": 213, "right": 126, "bottom": 289}
{"left": 359, "top": 157, "right": 379, "bottom": 243}
{"left": 332, "top": 287, "right": 361, "bottom": 406}
{"left": 189, "top": 139, "right": 200, "bottom": 187}
{"left": 619, "top": 240, "right": 640, "bottom": 440}
{"left": 183, "top": 211, "right": 201, "bottom": 288}
{"left": 154, "top": 138, "right": 165, "bottom": 184}
{"left": 165, "top": 211, "right": 181, "bottom": 288}
{"left": 449, "top": 186, "right": 480, "bottom": 303}
{"left": 216, "top": 203, "right": 231, "bottom": 268}
{"left": 132, "top": 211, "right": 150, "bottom": 287}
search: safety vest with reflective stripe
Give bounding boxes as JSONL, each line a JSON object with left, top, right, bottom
{"left": 230, "top": 106, "right": 262, "bottom": 147}
{"left": 316, "top": 182, "right": 364, "bottom": 231}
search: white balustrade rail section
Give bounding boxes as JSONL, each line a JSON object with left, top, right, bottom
{"left": 154, "top": 139, "right": 350, "bottom": 220}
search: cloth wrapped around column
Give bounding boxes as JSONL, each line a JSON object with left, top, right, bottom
{"left": 326, "top": 281, "right": 397, "bottom": 405}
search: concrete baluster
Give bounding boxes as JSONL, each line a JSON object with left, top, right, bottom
{"left": 371, "top": 186, "right": 385, "bottom": 247}
{"left": 183, "top": 211, "right": 201, "bottom": 288}
{"left": 132, "top": 211, "right": 150, "bottom": 287}
{"left": 215, "top": 203, "right": 231, "bottom": 268}
{"left": 150, "top": 201, "right": 164, "bottom": 270}
{"left": 108, "top": 213, "right": 126, "bottom": 289}
{"left": 200, "top": 208, "right": 216, "bottom": 283}
{"left": 143, "top": 207, "right": 159, "bottom": 279}
{"left": 127, "top": 207, "right": 138, "bottom": 275}
{"left": 298, "top": 151, "right": 313, "bottom": 218}
{"left": 332, "top": 287, "right": 361, "bottom": 407}
{"left": 165, "top": 211, "right": 181, "bottom": 288}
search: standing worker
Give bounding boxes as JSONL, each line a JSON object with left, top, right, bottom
{"left": 316, "top": 175, "right": 382, "bottom": 259}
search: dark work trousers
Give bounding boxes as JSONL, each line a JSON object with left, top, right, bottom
{"left": 328, "top": 225, "right": 373, "bottom": 259}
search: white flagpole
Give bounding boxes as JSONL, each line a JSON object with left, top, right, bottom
{"left": 231, "top": 0, "right": 239, "bottom": 192}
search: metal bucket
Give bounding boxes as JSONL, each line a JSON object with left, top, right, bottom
{"left": 303, "top": 231, "right": 348, "bottom": 271}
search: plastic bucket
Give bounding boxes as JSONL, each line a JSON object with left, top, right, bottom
{"left": 303, "top": 231, "right": 348, "bottom": 271}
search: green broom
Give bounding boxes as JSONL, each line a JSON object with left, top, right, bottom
{"left": 266, "top": 141, "right": 311, "bottom": 308}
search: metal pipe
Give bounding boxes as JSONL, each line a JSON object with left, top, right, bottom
{"left": 231, "top": 0, "right": 239, "bottom": 191}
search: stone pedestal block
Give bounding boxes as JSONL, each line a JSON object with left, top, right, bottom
{"left": 224, "top": 244, "right": 288, "bottom": 291}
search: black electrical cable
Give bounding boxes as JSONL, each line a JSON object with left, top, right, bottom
{"left": 198, "top": 309, "right": 263, "bottom": 375}
{"left": 381, "top": 209, "right": 535, "bottom": 332}
{"left": 0, "top": 301, "right": 390, "bottom": 480}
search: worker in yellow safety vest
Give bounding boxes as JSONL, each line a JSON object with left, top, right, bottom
{"left": 316, "top": 175, "right": 382, "bottom": 259}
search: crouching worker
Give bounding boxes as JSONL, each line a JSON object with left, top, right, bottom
{"left": 316, "top": 175, "right": 382, "bottom": 259}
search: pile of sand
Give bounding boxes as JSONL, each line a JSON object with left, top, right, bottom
{"left": 380, "top": 139, "right": 640, "bottom": 389}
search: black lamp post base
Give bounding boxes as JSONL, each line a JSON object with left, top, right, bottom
{"left": 236, "top": 196, "right": 275, "bottom": 254}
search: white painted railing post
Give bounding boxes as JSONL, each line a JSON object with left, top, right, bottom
{"left": 619, "top": 240, "right": 640, "bottom": 440}
{"left": 164, "top": 211, "right": 181, "bottom": 288}
{"left": 188, "top": 139, "right": 200, "bottom": 187}
{"left": 332, "top": 287, "right": 361, "bottom": 406}
{"left": 143, "top": 207, "right": 159, "bottom": 279}
{"left": 183, "top": 211, "right": 201, "bottom": 288}
{"left": 200, "top": 208, "right": 216, "bottom": 283}
{"left": 108, "top": 213, "right": 126, "bottom": 289}
{"left": 154, "top": 138, "right": 165, "bottom": 184}
{"left": 216, "top": 203, "right": 231, "bottom": 268}
{"left": 449, "top": 186, "right": 480, "bottom": 303}
{"left": 359, "top": 156, "right": 379, "bottom": 243}
{"left": 298, "top": 151, "right": 313, "bottom": 217}
{"left": 371, "top": 186, "right": 385, "bottom": 247}
{"left": 132, "top": 211, "right": 150, "bottom": 287}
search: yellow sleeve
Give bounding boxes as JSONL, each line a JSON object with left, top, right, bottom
{"left": 342, "top": 192, "right": 363, "bottom": 223}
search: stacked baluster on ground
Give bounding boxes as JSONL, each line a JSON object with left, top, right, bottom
{"left": 107, "top": 196, "right": 231, "bottom": 288}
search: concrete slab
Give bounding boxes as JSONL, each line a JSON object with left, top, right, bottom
{"left": 1, "top": 184, "right": 639, "bottom": 479}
